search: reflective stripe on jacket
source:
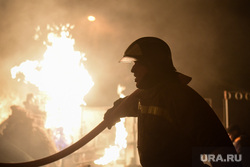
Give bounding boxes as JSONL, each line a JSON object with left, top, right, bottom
{"left": 138, "top": 101, "right": 173, "bottom": 123}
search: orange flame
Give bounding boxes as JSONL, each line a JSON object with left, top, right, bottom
{"left": 94, "top": 84, "right": 128, "bottom": 165}
{"left": 11, "top": 24, "right": 94, "bottom": 143}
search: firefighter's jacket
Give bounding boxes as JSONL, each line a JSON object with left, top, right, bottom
{"left": 118, "top": 79, "right": 239, "bottom": 167}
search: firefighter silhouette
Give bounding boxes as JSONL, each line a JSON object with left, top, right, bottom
{"left": 105, "top": 37, "right": 241, "bottom": 167}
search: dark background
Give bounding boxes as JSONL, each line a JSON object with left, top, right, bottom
{"left": 0, "top": 0, "right": 250, "bottom": 121}
{"left": 227, "top": 92, "right": 250, "bottom": 135}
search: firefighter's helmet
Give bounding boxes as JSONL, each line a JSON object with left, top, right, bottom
{"left": 120, "top": 37, "right": 176, "bottom": 72}
{"left": 120, "top": 37, "right": 192, "bottom": 84}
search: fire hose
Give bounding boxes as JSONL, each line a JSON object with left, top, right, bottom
{"left": 0, "top": 89, "right": 141, "bottom": 167}
{"left": 0, "top": 121, "right": 108, "bottom": 167}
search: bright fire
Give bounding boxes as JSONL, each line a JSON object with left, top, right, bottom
{"left": 11, "top": 24, "right": 94, "bottom": 145}
{"left": 94, "top": 84, "right": 128, "bottom": 165}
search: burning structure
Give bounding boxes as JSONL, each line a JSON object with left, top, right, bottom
{"left": 10, "top": 24, "right": 94, "bottom": 145}
{"left": 0, "top": 105, "right": 58, "bottom": 167}
{"left": 0, "top": 24, "right": 140, "bottom": 167}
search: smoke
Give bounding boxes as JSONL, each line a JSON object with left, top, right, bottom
{"left": 0, "top": 0, "right": 249, "bottom": 119}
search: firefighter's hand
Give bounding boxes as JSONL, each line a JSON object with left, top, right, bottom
{"left": 104, "top": 98, "right": 125, "bottom": 129}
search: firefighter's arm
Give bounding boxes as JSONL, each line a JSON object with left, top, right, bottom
{"left": 104, "top": 89, "right": 141, "bottom": 129}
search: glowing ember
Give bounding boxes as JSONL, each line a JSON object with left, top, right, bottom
{"left": 94, "top": 84, "right": 128, "bottom": 165}
{"left": 11, "top": 24, "right": 94, "bottom": 145}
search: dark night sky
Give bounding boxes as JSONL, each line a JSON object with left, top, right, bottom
{"left": 0, "top": 0, "right": 249, "bottom": 120}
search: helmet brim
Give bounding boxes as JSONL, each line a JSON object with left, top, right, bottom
{"left": 119, "top": 56, "right": 138, "bottom": 63}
